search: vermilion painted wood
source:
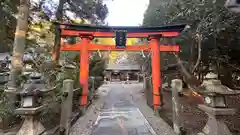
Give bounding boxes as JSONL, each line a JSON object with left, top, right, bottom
{"left": 150, "top": 37, "right": 161, "bottom": 109}
{"left": 61, "top": 30, "right": 180, "bottom": 37}
{"left": 60, "top": 42, "right": 180, "bottom": 108}
{"left": 54, "top": 23, "right": 186, "bottom": 108}
{"left": 79, "top": 38, "right": 91, "bottom": 105}
{"left": 60, "top": 44, "right": 180, "bottom": 52}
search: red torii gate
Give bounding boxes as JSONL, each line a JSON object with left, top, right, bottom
{"left": 53, "top": 23, "right": 186, "bottom": 110}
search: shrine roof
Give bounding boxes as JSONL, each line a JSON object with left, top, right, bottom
{"left": 54, "top": 22, "right": 187, "bottom": 33}
{"left": 106, "top": 64, "right": 140, "bottom": 71}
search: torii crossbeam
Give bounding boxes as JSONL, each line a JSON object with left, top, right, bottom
{"left": 53, "top": 22, "right": 186, "bottom": 111}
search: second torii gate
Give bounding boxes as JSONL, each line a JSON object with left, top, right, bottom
{"left": 53, "top": 23, "right": 186, "bottom": 111}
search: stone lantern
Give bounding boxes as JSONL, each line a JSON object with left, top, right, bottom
{"left": 0, "top": 59, "right": 10, "bottom": 85}
{"left": 22, "top": 53, "right": 35, "bottom": 77}
{"left": 125, "top": 73, "right": 130, "bottom": 84}
{"left": 103, "top": 70, "right": 108, "bottom": 84}
{"left": 16, "top": 73, "right": 54, "bottom": 135}
{"left": 197, "top": 71, "right": 240, "bottom": 135}
{"left": 0, "top": 71, "right": 9, "bottom": 85}
{"left": 104, "top": 76, "right": 107, "bottom": 84}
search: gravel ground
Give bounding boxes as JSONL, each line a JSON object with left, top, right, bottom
{"left": 161, "top": 90, "right": 207, "bottom": 135}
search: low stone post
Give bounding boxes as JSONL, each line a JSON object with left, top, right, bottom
{"left": 197, "top": 72, "right": 240, "bottom": 135}
{"left": 104, "top": 76, "right": 107, "bottom": 84}
{"left": 60, "top": 79, "right": 74, "bottom": 135}
{"left": 89, "top": 77, "right": 95, "bottom": 102}
{"left": 110, "top": 72, "right": 112, "bottom": 82}
{"left": 171, "top": 79, "right": 182, "bottom": 135}
{"left": 145, "top": 76, "right": 153, "bottom": 107}
{"left": 125, "top": 73, "right": 130, "bottom": 84}
{"left": 143, "top": 73, "right": 147, "bottom": 90}
{"left": 138, "top": 72, "right": 142, "bottom": 82}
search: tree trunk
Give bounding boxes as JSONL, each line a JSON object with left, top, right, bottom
{"left": 8, "top": 0, "right": 30, "bottom": 88}
{"left": 53, "top": 0, "right": 66, "bottom": 63}
{"left": 4, "top": 0, "right": 30, "bottom": 129}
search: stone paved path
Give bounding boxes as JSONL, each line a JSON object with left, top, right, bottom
{"left": 70, "top": 82, "right": 175, "bottom": 135}
{"left": 90, "top": 84, "right": 157, "bottom": 135}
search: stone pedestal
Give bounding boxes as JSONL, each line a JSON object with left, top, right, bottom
{"left": 197, "top": 104, "right": 235, "bottom": 135}
{"left": 16, "top": 106, "right": 45, "bottom": 135}
{"left": 17, "top": 116, "right": 45, "bottom": 135}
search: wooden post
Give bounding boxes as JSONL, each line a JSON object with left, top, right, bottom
{"left": 171, "top": 79, "right": 183, "bottom": 135}
{"left": 149, "top": 35, "right": 162, "bottom": 110}
{"left": 60, "top": 79, "right": 74, "bottom": 135}
{"left": 79, "top": 37, "right": 91, "bottom": 106}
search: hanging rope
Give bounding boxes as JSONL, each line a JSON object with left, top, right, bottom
{"left": 141, "top": 50, "right": 146, "bottom": 58}
{"left": 97, "top": 49, "right": 102, "bottom": 58}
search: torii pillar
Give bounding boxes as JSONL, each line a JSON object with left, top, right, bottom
{"left": 79, "top": 36, "right": 92, "bottom": 105}
{"left": 149, "top": 34, "right": 162, "bottom": 109}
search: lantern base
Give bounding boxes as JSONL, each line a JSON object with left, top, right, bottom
{"left": 17, "top": 116, "right": 45, "bottom": 135}
{"left": 197, "top": 104, "right": 235, "bottom": 135}
{"left": 15, "top": 105, "right": 45, "bottom": 115}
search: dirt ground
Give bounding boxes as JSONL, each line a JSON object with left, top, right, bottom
{"left": 160, "top": 89, "right": 240, "bottom": 135}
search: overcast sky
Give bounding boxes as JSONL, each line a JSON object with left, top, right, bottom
{"left": 32, "top": 0, "right": 149, "bottom": 26}
{"left": 104, "top": 0, "right": 149, "bottom": 26}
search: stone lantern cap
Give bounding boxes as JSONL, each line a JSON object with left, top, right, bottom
{"left": 64, "top": 64, "right": 76, "bottom": 69}
{"left": 198, "top": 74, "right": 240, "bottom": 96}
{"left": 21, "top": 82, "right": 54, "bottom": 97}
{"left": 205, "top": 72, "right": 218, "bottom": 79}
{"left": 0, "top": 71, "right": 9, "bottom": 75}
{"left": 22, "top": 74, "right": 54, "bottom": 95}
{"left": 30, "top": 72, "right": 41, "bottom": 79}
